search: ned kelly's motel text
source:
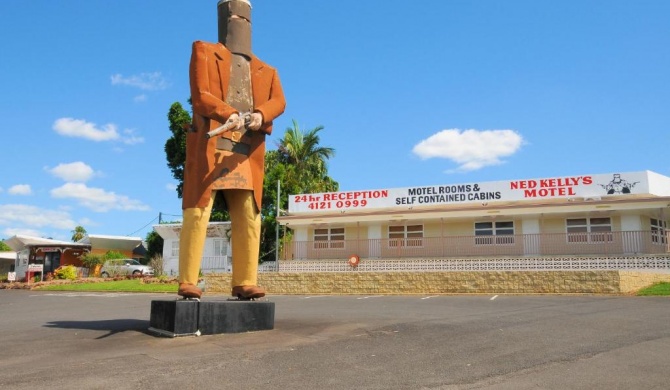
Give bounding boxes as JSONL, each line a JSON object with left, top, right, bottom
{"left": 277, "top": 171, "right": 670, "bottom": 262}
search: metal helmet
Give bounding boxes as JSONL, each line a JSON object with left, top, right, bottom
{"left": 218, "top": 0, "right": 252, "bottom": 57}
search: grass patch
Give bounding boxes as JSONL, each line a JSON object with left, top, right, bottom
{"left": 637, "top": 282, "right": 670, "bottom": 296}
{"left": 35, "top": 279, "right": 178, "bottom": 293}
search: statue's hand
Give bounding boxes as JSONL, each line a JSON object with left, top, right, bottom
{"left": 247, "top": 112, "right": 263, "bottom": 131}
{"left": 225, "top": 113, "right": 243, "bottom": 130}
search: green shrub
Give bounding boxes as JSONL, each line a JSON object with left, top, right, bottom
{"left": 80, "top": 253, "right": 104, "bottom": 269}
{"left": 81, "top": 251, "right": 128, "bottom": 271}
{"left": 104, "top": 251, "right": 127, "bottom": 260}
{"left": 54, "top": 265, "right": 78, "bottom": 280}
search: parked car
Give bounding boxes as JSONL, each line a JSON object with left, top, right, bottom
{"left": 100, "top": 259, "right": 154, "bottom": 277}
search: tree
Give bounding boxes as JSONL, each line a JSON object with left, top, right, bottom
{"left": 145, "top": 230, "right": 164, "bottom": 261}
{"left": 276, "top": 120, "right": 336, "bottom": 194}
{"left": 71, "top": 225, "right": 87, "bottom": 242}
{"left": 165, "top": 101, "right": 192, "bottom": 198}
{"left": 0, "top": 241, "right": 11, "bottom": 251}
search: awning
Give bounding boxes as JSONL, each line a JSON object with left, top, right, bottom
{"left": 3, "top": 235, "right": 90, "bottom": 252}
{"left": 76, "top": 234, "right": 142, "bottom": 252}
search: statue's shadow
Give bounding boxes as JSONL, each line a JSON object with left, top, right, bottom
{"left": 44, "top": 319, "right": 151, "bottom": 339}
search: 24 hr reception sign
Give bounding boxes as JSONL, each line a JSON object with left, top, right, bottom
{"left": 288, "top": 171, "right": 653, "bottom": 213}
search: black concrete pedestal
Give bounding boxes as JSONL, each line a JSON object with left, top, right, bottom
{"left": 149, "top": 300, "right": 199, "bottom": 337}
{"left": 198, "top": 301, "right": 274, "bottom": 335}
{"left": 148, "top": 299, "right": 275, "bottom": 337}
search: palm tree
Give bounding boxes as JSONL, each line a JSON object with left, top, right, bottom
{"left": 71, "top": 226, "right": 87, "bottom": 242}
{"left": 277, "top": 120, "right": 335, "bottom": 193}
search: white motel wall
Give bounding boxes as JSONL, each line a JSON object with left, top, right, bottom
{"left": 278, "top": 171, "right": 670, "bottom": 262}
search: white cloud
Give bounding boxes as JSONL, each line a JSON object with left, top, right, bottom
{"left": 50, "top": 183, "right": 150, "bottom": 212}
{"left": 77, "top": 217, "right": 98, "bottom": 228}
{"left": 47, "top": 162, "right": 96, "bottom": 182}
{"left": 0, "top": 204, "right": 77, "bottom": 230}
{"left": 165, "top": 183, "right": 177, "bottom": 191}
{"left": 134, "top": 94, "right": 147, "bottom": 103}
{"left": 412, "top": 129, "right": 524, "bottom": 172}
{"left": 8, "top": 184, "right": 32, "bottom": 195}
{"left": 110, "top": 72, "right": 169, "bottom": 91}
{"left": 53, "top": 118, "right": 119, "bottom": 142}
{"left": 52, "top": 118, "right": 144, "bottom": 145}
{"left": 3, "top": 227, "right": 44, "bottom": 238}
{"left": 121, "top": 129, "right": 145, "bottom": 145}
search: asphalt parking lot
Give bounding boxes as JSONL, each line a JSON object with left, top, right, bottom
{"left": 1, "top": 290, "right": 669, "bottom": 390}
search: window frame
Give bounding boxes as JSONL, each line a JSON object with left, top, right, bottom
{"left": 212, "top": 238, "right": 227, "bottom": 256}
{"left": 474, "top": 221, "right": 515, "bottom": 245}
{"left": 388, "top": 224, "right": 424, "bottom": 248}
{"left": 313, "top": 227, "right": 345, "bottom": 249}
{"left": 566, "top": 217, "right": 613, "bottom": 243}
{"left": 651, "top": 218, "right": 668, "bottom": 245}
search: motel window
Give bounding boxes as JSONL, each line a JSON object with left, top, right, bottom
{"left": 474, "top": 221, "right": 515, "bottom": 245}
{"left": 314, "top": 227, "right": 345, "bottom": 249}
{"left": 388, "top": 224, "right": 423, "bottom": 247}
{"left": 651, "top": 218, "right": 668, "bottom": 245}
{"left": 171, "top": 241, "right": 179, "bottom": 257}
{"left": 566, "top": 217, "right": 612, "bottom": 243}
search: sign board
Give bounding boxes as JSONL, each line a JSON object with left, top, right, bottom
{"left": 41, "top": 247, "right": 61, "bottom": 252}
{"left": 7, "top": 272, "right": 16, "bottom": 282}
{"left": 288, "top": 171, "right": 664, "bottom": 214}
{"left": 28, "top": 264, "right": 44, "bottom": 272}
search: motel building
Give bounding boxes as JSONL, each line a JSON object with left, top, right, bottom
{"left": 275, "top": 171, "right": 670, "bottom": 272}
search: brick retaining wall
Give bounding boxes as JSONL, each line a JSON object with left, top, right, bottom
{"left": 202, "top": 270, "right": 667, "bottom": 295}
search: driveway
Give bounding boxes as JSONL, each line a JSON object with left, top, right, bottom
{"left": 1, "top": 291, "right": 669, "bottom": 389}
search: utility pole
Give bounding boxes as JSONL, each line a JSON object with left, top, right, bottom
{"left": 275, "top": 180, "right": 281, "bottom": 264}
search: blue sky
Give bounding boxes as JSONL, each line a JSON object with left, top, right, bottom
{"left": 1, "top": 0, "right": 668, "bottom": 242}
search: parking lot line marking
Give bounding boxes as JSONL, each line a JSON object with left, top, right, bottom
{"left": 357, "top": 296, "right": 383, "bottom": 300}
{"left": 490, "top": 295, "right": 499, "bottom": 300}
{"left": 421, "top": 296, "right": 439, "bottom": 300}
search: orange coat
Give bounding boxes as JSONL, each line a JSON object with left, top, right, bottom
{"left": 183, "top": 40, "right": 286, "bottom": 210}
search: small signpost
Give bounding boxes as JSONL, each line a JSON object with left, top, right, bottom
{"left": 27, "top": 264, "right": 44, "bottom": 282}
